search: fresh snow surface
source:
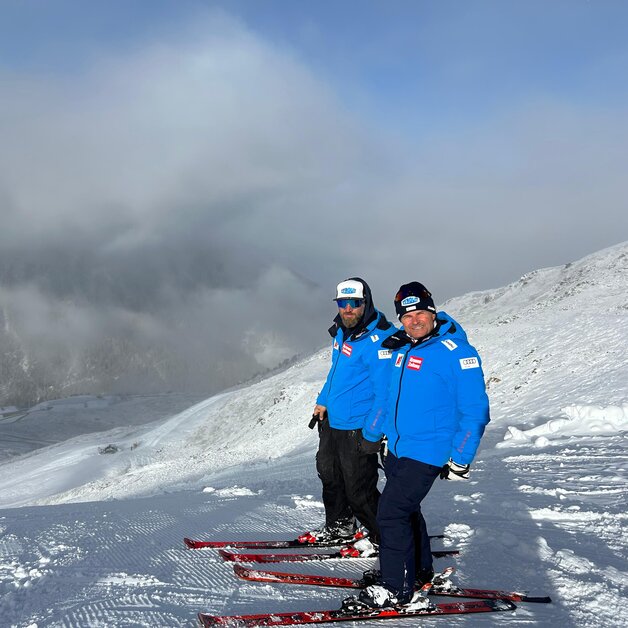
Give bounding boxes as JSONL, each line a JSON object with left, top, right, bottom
{"left": 0, "top": 241, "right": 627, "bottom": 627}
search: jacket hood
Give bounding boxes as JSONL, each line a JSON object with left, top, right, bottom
{"left": 328, "top": 277, "right": 390, "bottom": 340}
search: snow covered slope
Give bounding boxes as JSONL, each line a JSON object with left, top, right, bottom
{"left": 0, "top": 241, "right": 626, "bottom": 627}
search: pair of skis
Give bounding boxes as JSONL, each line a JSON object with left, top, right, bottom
{"left": 232, "top": 564, "right": 551, "bottom": 603}
{"left": 198, "top": 598, "right": 517, "bottom": 626}
{"left": 187, "top": 534, "right": 550, "bottom": 625}
{"left": 184, "top": 536, "right": 458, "bottom": 563}
{"left": 184, "top": 533, "right": 445, "bottom": 550}
{"left": 198, "top": 569, "right": 520, "bottom": 627}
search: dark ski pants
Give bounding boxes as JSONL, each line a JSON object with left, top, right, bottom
{"left": 377, "top": 454, "right": 441, "bottom": 597}
{"left": 315, "top": 418, "right": 381, "bottom": 541}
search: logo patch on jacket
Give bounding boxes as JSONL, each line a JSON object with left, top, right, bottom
{"left": 459, "top": 357, "right": 479, "bottom": 369}
{"left": 370, "top": 334, "right": 379, "bottom": 342}
{"left": 407, "top": 356, "right": 423, "bottom": 371}
{"left": 395, "top": 354, "right": 404, "bottom": 367}
{"left": 333, "top": 340, "right": 339, "bottom": 351}
{"left": 442, "top": 339, "right": 458, "bottom": 351}
{"left": 342, "top": 343, "right": 353, "bottom": 357}
{"left": 378, "top": 349, "right": 392, "bottom": 360}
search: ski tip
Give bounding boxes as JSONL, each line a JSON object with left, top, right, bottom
{"left": 521, "top": 595, "right": 552, "bottom": 604}
{"left": 183, "top": 538, "right": 196, "bottom": 549}
{"left": 233, "top": 564, "right": 251, "bottom": 577}
{"left": 218, "top": 549, "right": 237, "bottom": 561}
{"left": 197, "top": 612, "right": 216, "bottom": 627}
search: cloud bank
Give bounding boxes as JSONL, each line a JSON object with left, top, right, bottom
{"left": 1, "top": 9, "right": 626, "bottom": 405}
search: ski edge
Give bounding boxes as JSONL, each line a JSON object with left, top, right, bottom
{"left": 233, "top": 564, "right": 552, "bottom": 603}
{"left": 218, "top": 548, "right": 459, "bottom": 563}
{"left": 184, "top": 534, "right": 446, "bottom": 550}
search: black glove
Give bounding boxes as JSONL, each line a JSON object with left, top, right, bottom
{"left": 308, "top": 409, "right": 327, "bottom": 429}
{"left": 440, "top": 459, "right": 470, "bottom": 481}
{"left": 359, "top": 435, "right": 382, "bottom": 455}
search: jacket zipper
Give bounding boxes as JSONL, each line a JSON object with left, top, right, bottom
{"left": 392, "top": 350, "right": 410, "bottom": 455}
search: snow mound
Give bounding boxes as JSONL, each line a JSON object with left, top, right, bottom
{"left": 499, "top": 403, "right": 628, "bottom": 448}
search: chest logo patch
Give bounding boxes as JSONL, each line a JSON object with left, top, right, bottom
{"left": 342, "top": 343, "right": 353, "bottom": 357}
{"left": 442, "top": 339, "right": 458, "bottom": 351}
{"left": 378, "top": 349, "right": 392, "bottom": 360}
{"left": 395, "top": 354, "right": 404, "bottom": 368}
{"left": 407, "top": 356, "right": 423, "bottom": 371}
{"left": 333, "top": 340, "right": 339, "bottom": 351}
{"left": 370, "top": 334, "right": 379, "bottom": 342}
{"left": 460, "top": 357, "right": 479, "bottom": 369}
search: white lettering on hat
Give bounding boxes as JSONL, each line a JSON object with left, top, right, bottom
{"left": 459, "top": 357, "right": 479, "bottom": 369}
{"left": 401, "top": 296, "right": 420, "bottom": 307}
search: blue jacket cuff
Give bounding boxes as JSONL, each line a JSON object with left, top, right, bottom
{"left": 362, "top": 429, "right": 382, "bottom": 443}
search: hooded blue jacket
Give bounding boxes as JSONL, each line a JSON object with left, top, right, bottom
{"left": 363, "top": 312, "right": 490, "bottom": 467}
{"left": 317, "top": 310, "right": 395, "bottom": 430}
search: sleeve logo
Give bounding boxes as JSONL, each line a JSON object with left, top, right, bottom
{"left": 342, "top": 343, "right": 353, "bottom": 357}
{"left": 407, "top": 356, "right": 423, "bottom": 371}
{"left": 378, "top": 349, "right": 392, "bottom": 360}
{"left": 459, "top": 357, "right": 479, "bottom": 369}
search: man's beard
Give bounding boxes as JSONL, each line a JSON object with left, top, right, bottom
{"left": 340, "top": 311, "right": 361, "bottom": 328}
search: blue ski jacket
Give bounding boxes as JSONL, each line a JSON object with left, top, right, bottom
{"left": 363, "top": 312, "right": 490, "bottom": 467}
{"left": 317, "top": 311, "right": 396, "bottom": 431}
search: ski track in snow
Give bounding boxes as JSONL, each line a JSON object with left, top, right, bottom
{"left": 0, "top": 242, "right": 627, "bottom": 627}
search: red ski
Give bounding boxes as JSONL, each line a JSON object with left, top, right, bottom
{"left": 233, "top": 564, "right": 552, "bottom": 603}
{"left": 218, "top": 548, "right": 459, "bottom": 563}
{"left": 198, "top": 597, "right": 517, "bottom": 626}
{"left": 184, "top": 534, "right": 445, "bottom": 550}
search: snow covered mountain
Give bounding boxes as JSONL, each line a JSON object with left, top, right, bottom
{"left": 0, "top": 242, "right": 626, "bottom": 627}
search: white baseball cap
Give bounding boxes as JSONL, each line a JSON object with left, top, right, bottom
{"left": 334, "top": 280, "right": 364, "bottom": 300}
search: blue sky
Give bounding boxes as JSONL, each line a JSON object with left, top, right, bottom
{"left": 3, "top": 1, "right": 626, "bottom": 127}
{"left": 1, "top": 0, "right": 627, "bottom": 384}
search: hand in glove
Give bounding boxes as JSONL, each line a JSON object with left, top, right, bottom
{"left": 440, "top": 459, "right": 470, "bottom": 481}
{"left": 359, "top": 432, "right": 382, "bottom": 455}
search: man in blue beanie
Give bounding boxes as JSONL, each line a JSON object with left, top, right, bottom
{"left": 359, "top": 281, "right": 490, "bottom": 609}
